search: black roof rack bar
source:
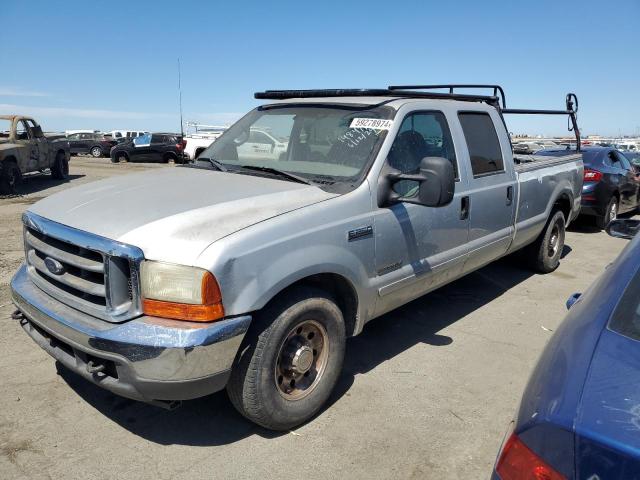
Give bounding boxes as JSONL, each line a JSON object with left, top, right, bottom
{"left": 388, "top": 84, "right": 507, "bottom": 109}
{"left": 254, "top": 88, "right": 498, "bottom": 104}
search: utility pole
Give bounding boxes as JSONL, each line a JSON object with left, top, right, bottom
{"left": 178, "top": 58, "right": 184, "bottom": 137}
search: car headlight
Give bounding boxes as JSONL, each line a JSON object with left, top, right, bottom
{"left": 141, "top": 261, "right": 224, "bottom": 322}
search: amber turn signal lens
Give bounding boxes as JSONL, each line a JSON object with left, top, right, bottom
{"left": 143, "top": 271, "right": 224, "bottom": 322}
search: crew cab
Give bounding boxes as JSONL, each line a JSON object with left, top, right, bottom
{"left": 0, "top": 115, "right": 70, "bottom": 193}
{"left": 10, "top": 85, "right": 583, "bottom": 430}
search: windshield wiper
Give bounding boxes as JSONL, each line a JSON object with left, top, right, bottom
{"left": 198, "top": 157, "right": 227, "bottom": 172}
{"left": 237, "top": 165, "right": 312, "bottom": 185}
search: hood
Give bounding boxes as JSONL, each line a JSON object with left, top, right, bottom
{"left": 29, "top": 167, "right": 336, "bottom": 264}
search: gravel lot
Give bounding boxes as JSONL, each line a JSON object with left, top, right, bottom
{"left": 0, "top": 156, "right": 635, "bottom": 479}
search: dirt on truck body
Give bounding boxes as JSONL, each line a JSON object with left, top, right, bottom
{"left": 0, "top": 115, "right": 70, "bottom": 194}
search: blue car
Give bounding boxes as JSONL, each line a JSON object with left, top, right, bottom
{"left": 493, "top": 218, "right": 640, "bottom": 479}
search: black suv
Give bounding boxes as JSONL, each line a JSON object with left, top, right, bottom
{"left": 67, "top": 132, "right": 117, "bottom": 158}
{"left": 110, "top": 133, "right": 187, "bottom": 163}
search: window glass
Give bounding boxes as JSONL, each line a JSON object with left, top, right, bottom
{"left": 249, "top": 130, "right": 274, "bottom": 145}
{"left": 387, "top": 111, "right": 457, "bottom": 196}
{"left": 458, "top": 112, "right": 504, "bottom": 176}
{"left": 133, "top": 133, "right": 152, "bottom": 147}
{"left": 16, "top": 121, "right": 29, "bottom": 140}
{"left": 151, "top": 134, "right": 165, "bottom": 143}
{"left": 199, "top": 105, "right": 393, "bottom": 183}
{"left": 67, "top": 133, "right": 80, "bottom": 140}
{"left": 615, "top": 151, "right": 632, "bottom": 170}
{"left": 609, "top": 265, "right": 640, "bottom": 342}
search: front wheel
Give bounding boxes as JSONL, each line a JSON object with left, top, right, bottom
{"left": 51, "top": 152, "right": 69, "bottom": 180}
{"left": 90, "top": 146, "right": 103, "bottom": 158}
{"left": 227, "top": 286, "right": 346, "bottom": 430}
{"left": 0, "top": 161, "right": 22, "bottom": 194}
{"left": 527, "top": 210, "right": 566, "bottom": 273}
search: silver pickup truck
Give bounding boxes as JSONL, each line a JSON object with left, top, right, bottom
{"left": 11, "top": 85, "right": 583, "bottom": 430}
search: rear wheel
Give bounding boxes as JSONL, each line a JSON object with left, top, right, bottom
{"left": 227, "top": 286, "right": 346, "bottom": 430}
{"left": 527, "top": 210, "right": 566, "bottom": 273}
{"left": 162, "top": 153, "right": 176, "bottom": 163}
{"left": 90, "top": 146, "right": 103, "bottom": 158}
{"left": 596, "top": 197, "right": 618, "bottom": 230}
{"left": 51, "top": 152, "right": 69, "bottom": 180}
{"left": 0, "top": 160, "right": 22, "bottom": 194}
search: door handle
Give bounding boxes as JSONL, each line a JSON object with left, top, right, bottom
{"left": 460, "top": 196, "right": 470, "bottom": 220}
{"left": 506, "top": 186, "right": 514, "bottom": 206}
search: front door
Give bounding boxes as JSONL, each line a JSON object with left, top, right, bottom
{"left": 26, "top": 120, "right": 49, "bottom": 168}
{"left": 373, "top": 110, "right": 470, "bottom": 317}
{"left": 15, "top": 120, "right": 40, "bottom": 172}
{"left": 130, "top": 133, "right": 152, "bottom": 161}
{"left": 457, "top": 111, "right": 517, "bottom": 273}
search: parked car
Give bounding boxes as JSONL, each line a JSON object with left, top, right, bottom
{"left": 0, "top": 115, "right": 70, "bottom": 193}
{"left": 11, "top": 85, "right": 583, "bottom": 430}
{"left": 184, "top": 128, "right": 225, "bottom": 161}
{"left": 492, "top": 217, "right": 640, "bottom": 480}
{"left": 110, "top": 132, "right": 186, "bottom": 163}
{"left": 110, "top": 130, "right": 148, "bottom": 140}
{"left": 67, "top": 132, "right": 116, "bottom": 158}
{"left": 537, "top": 146, "right": 640, "bottom": 228}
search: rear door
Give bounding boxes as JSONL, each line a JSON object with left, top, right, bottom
{"left": 457, "top": 110, "right": 517, "bottom": 273}
{"left": 613, "top": 151, "right": 639, "bottom": 212}
{"left": 149, "top": 134, "right": 168, "bottom": 162}
{"left": 129, "top": 133, "right": 152, "bottom": 161}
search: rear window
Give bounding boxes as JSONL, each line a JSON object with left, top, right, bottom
{"left": 609, "top": 256, "right": 640, "bottom": 342}
{"left": 458, "top": 112, "right": 504, "bottom": 176}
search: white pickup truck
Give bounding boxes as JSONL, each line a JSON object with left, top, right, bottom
{"left": 11, "top": 85, "right": 583, "bottom": 430}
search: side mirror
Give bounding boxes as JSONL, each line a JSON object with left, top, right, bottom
{"left": 606, "top": 219, "right": 640, "bottom": 240}
{"left": 566, "top": 292, "right": 581, "bottom": 310}
{"left": 379, "top": 156, "right": 455, "bottom": 208}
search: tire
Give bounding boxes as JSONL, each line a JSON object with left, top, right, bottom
{"left": 162, "top": 153, "right": 176, "bottom": 163}
{"left": 0, "top": 160, "right": 22, "bottom": 194}
{"left": 111, "top": 153, "right": 127, "bottom": 163}
{"left": 227, "top": 286, "right": 346, "bottom": 430}
{"left": 527, "top": 210, "right": 566, "bottom": 273}
{"left": 50, "top": 152, "right": 69, "bottom": 180}
{"left": 596, "top": 196, "right": 618, "bottom": 230}
{"left": 90, "top": 146, "right": 103, "bottom": 158}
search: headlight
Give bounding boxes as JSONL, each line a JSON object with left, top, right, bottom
{"left": 141, "top": 261, "right": 224, "bottom": 322}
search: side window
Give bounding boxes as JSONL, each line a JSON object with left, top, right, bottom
{"left": 80, "top": 133, "right": 91, "bottom": 140}
{"left": 249, "top": 130, "right": 274, "bottom": 144}
{"left": 68, "top": 133, "right": 80, "bottom": 140}
{"left": 608, "top": 151, "right": 622, "bottom": 167}
{"left": 458, "top": 112, "right": 504, "bottom": 177}
{"left": 387, "top": 111, "right": 457, "bottom": 196}
{"left": 16, "top": 121, "right": 29, "bottom": 140}
{"left": 614, "top": 151, "right": 632, "bottom": 170}
{"left": 150, "top": 134, "right": 164, "bottom": 143}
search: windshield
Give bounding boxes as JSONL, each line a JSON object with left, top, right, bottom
{"left": 0, "top": 119, "right": 11, "bottom": 138}
{"left": 197, "top": 104, "right": 395, "bottom": 186}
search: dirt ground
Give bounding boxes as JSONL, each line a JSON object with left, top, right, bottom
{"left": 0, "top": 156, "right": 635, "bottom": 479}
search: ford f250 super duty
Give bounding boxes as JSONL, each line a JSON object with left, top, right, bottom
{"left": 11, "top": 85, "right": 584, "bottom": 430}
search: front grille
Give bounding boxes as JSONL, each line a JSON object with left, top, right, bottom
{"left": 23, "top": 212, "right": 144, "bottom": 322}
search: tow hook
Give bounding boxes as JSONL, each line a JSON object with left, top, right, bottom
{"left": 86, "top": 360, "right": 106, "bottom": 374}
{"left": 11, "top": 309, "right": 26, "bottom": 321}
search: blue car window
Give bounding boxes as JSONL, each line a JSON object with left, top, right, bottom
{"left": 609, "top": 264, "right": 640, "bottom": 341}
{"left": 133, "top": 133, "right": 151, "bottom": 147}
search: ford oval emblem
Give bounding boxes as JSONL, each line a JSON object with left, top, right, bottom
{"left": 44, "top": 257, "right": 65, "bottom": 275}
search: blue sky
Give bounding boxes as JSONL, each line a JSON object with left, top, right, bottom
{"left": 1, "top": 0, "right": 638, "bottom": 136}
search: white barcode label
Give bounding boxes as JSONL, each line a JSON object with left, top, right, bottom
{"left": 349, "top": 118, "right": 393, "bottom": 130}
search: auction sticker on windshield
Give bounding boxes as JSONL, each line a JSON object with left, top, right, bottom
{"left": 349, "top": 118, "right": 393, "bottom": 130}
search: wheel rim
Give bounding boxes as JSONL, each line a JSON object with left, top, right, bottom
{"left": 547, "top": 222, "right": 561, "bottom": 258}
{"left": 91, "top": 147, "right": 101, "bottom": 157}
{"left": 610, "top": 200, "right": 618, "bottom": 222}
{"left": 275, "top": 319, "right": 329, "bottom": 400}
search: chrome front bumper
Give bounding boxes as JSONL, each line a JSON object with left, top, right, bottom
{"left": 11, "top": 265, "right": 251, "bottom": 404}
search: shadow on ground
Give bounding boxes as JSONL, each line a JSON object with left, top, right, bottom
{"left": 8, "top": 173, "right": 85, "bottom": 197}
{"left": 58, "top": 250, "right": 560, "bottom": 446}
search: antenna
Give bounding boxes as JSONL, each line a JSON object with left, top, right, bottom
{"left": 178, "top": 58, "right": 184, "bottom": 137}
